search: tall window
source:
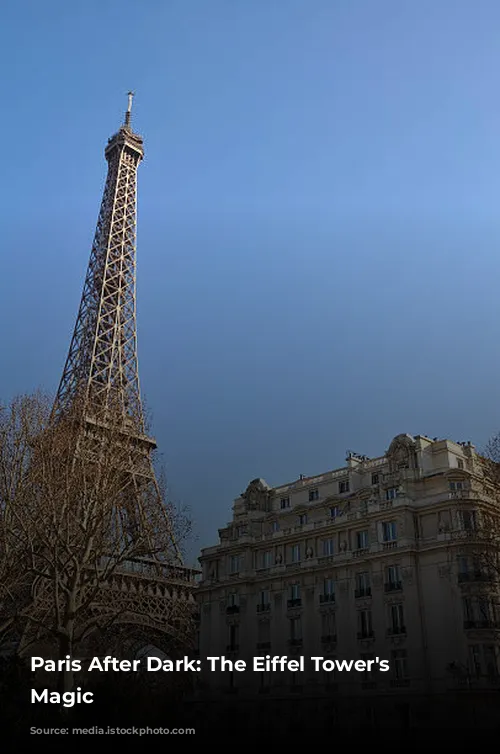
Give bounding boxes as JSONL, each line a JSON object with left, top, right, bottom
{"left": 391, "top": 649, "right": 408, "bottom": 679}
{"left": 299, "top": 513, "right": 308, "bottom": 525}
{"left": 280, "top": 497, "right": 290, "bottom": 509}
{"left": 290, "top": 583, "right": 301, "bottom": 601}
{"left": 229, "top": 555, "right": 241, "bottom": 574}
{"left": 309, "top": 489, "right": 319, "bottom": 502}
{"left": 330, "top": 506, "right": 340, "bottom": 519}
{"left": 382, "top": 521, "right": 397, "bottom": 541}
{"left": 228, "top": 592, "right": 239, "bottom": 607}
{"left": 291, "top": 544, "right": 301, "bottom": 563}
{"left": 389, "top": 603, "right": 405, "bottom": 634}
{"left": 356, "top": 530, "right": 369, "bottom": 549}
{"left": 371, "top": 473, "right": 379, "bottom": 485}
{"left": 258, "top": 589, "right": 270, "bottom": 611}
{"left": 289, "top": 617, "right": 302, "bottom": 642}
{"left": 458, "top": 510, "right": 477, "bottom": 531}
{"left": 339, "top": 479, "right": 350, "bottom": 494}
{"left": 321, "top": 612, "right": 336, "bottom": 640}
{"left": 385, "top": 564, "right": 401, "bottom": 589}
{"left": 355, "top": 571, "right": 371, "bottom": 597}
{"left": 323, "top": 578, "right": 335, "bottom": 600}
{"left": 323, "top": 538, "right": 335, "bottom": 556}
{"left": 261, "top": 550, "right": 272, "bottom": 569}
{"left": 358, "top": 610, "right": 373, "bottom": 638}
{"left": 385, "top": 488, "right": 398, "bottom": 501}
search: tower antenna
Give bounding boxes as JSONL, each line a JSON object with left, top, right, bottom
{"left": 125, "top": 91, "right": 134, "bottom": 126}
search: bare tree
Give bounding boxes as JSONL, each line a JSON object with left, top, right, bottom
{"left": 0, "top": 392, "right": 195, "bottom": 693}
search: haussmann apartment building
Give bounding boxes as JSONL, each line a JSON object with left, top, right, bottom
{"left": 196, "top": 433, "right": 500, "bottom": 729}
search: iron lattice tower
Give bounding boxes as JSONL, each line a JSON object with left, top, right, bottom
{"left": 52, "top": 94, "right": 181, "bottom": 564}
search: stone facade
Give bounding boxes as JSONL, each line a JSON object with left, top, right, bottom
{"left": 196, "top": 434, "right": 500, "bottom": 726}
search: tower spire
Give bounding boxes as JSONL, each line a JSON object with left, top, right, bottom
{"left": 125, "top": 90, "right": 134, "bottom": 127}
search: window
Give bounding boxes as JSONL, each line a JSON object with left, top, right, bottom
{"left": 462, "top": 596, "right": 495, "bottom": 626}
{"left": 290, "top": 583, "right": 301, "bottom": 601}
{"left": 330, "top": 506, "right": 339, "bottom": 519}
{"left": 457, "top": 555, "right": 469, "bottom": 575}
{"left": 449, "top": 481, "right": 464, "bottom": 491}
{"left": 228, "top": 624, "right": 239, "bottom": 650}
{"left": 355, "top": 571, "right": 371, "bottom": 597}
{"left": 389, "top": 603, "right": 405, "bottom": 634}
{"left": 323, "top": 538, "right": 335, "bottom": 556}
{"left": 261, "top": 550, "right": 272, "bottom": 569}
{"left": 228, "top": 592, "right": 239, "bottom": 607}
{"left": 323, "top": 578, "right": 335, "bottom": 597}
{"left": 289, "top": 617, "right": 302, "bottom": 642}
{"left": 339, "top": 479, "right": 350, "bottom": 494}
{"left": 382, "top": 521, "right": 397, "bottom": 542}
{"left": 457, "top": 459, "right": 464, "bottom": 469}
{"left": 358, "top": 610, "right": 373, "bottom": 638}
{"left": 321, "top": 611, "right": 336, "bottom": 639}
{"left": 259, "top": 589, "right": 270, "bottom": 608}
{"left": 309, "top": 489, "right": 319, "bottom": 502}
{"left": 280, "top": 497, "right": 291, "bottom": 509}
{"left": 386, "top": 488, "right": 398, "bottom": 501}
{"left": 229, "top": 555, "right": 241, "bottom": 574}
{"left": 236, "top": 526, "right": 246, "bottom": 537}
{"left": 356, "top": 530, "right": 369, "bottom": 549}
{"left": 385, "top": 564, "right": 401, "bottom": 590}
{"left": 272, "top": 520, "right": 280, "bottom": 533}
{"left": 291, "top": 544, "right": 301, "bottom": 563}
{"left": 298, "top": 513, "right": 308, "bottom": 525}
{"left": 478, "top": 597, "right": 494, "bottom": 623}
{"left": 458, "top": 510, "right": 477, "bottom": 531}
{"left": 371, "top": 473, "right": 379, "bottom": 486}
{"left": 391, "top": 649, "right": 408, "bottom": 679}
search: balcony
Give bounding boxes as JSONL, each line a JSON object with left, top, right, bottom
{"left": 355, "top": 587, "right": 371, "bottom": 598}
{"left": 256, "top": 641, "right": 271, "bottom": 650}
{"left": 384, "top": 581, "right": 402, "bottom": 593}
{"left": 353, "top": 548, "right": 369, "bottom": 558}
{"left": 321, "top": 634, "right": 337, "bottom": 644}
{"left": 257, "top": 602, "right": 271, "bottom": 613}
{"left": 287, "top": 598, "right": 302, "bottom": 609}
{"left": 319, "top": 594, "right": 335, "bottom": 604}
{"left": 382, "top": 541, "right": 398, "bottom": 551}
{"left": 226, "top": 605, "right": 240, "bottom": 614}
{"left": 464, "top": 620, "right": 500, "bottom": 630}
{"left": 458, "top": 572, "right": 493, "bottom": 584}
{"left": 357, "top": 631, "right": 374, "bottom": 640}
{"left": 387, "top": 626, "right": 406, "bottom": 636}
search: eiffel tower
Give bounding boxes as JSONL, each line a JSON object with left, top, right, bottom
{"left": 40, "top": 94, "right": 198, "bottom": 654}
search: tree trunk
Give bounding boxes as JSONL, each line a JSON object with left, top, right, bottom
{"left": 58, "top": 632, "right": 74, "bottom": 698}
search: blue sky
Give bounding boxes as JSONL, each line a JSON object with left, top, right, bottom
{"left": 2, "top": 1, "right": 500, "bottom": 563}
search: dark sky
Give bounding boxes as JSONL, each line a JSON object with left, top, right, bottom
{"left": 2, "top": 1, "right": 500, "bottom": 564}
